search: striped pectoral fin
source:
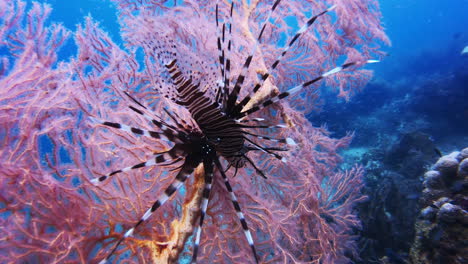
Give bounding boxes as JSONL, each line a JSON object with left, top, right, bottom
{"left": 124, "top": 91, "right": 179, "bottom": 131}
{"left": 124, "top": 91, "right": 148, "bottom": 110}
{"left": 163, "top": 107, "right": 192, "bottom": 132}
{"left": 231, "top": 4, "right": 337, "bottom": 115}
{"left": 89, "top": 116, "right": 178, "bottom": 143}
{"left": 191, "top": 160, "right": 214, "bottom": 264}
{"left": 222, "top": 2, "right": 234, "bottom": 102}
{"left": 238, "top": 59, "right": 379, "bottom": 118}
{"left": 97, "top": 161, "right": 196, "bottom": 264}
{"left": 90, "top": 147, "right": 183, "bottom": 185}
{"left": 215, "top": 2, "right": 234, "bottom": 102}
{"left": 127, "top": 105, "right": 186, "bottom": 143}
{"left": 242, "top": 131, "right": 296, "bottom": 146}
{"left": 242, "top": 136, "right": 287, "bottom": 163}
{"left": 214, "top": 157, "right": 260, "bottom": 263}
{"left": 236, "top": 121, "right": 289, "bottom": 129}
{"left": 225, "top": 0, "right": 284, "bottom": 113}
{"left": 248, "top": 146, "right": 289, "bottom": 152}
{"left": 242, "top": 154, "right": 267, "bottom": 179}
{"left": 215, "top": 3, "right": 226, "bottom": 79}
{"left": 218, "top": 134, "right": 288, "bottom": 164}
{"left": 236, "top": 117, "right": 265, "bottom": 123}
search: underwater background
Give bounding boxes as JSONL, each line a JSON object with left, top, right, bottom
{"left": 40, "top": 0, "right": 468, "bottom": 150}
{"left": 1, "top": 0, "right": 467, "bottom": 263}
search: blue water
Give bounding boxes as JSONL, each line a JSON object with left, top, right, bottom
{"left": 40, "top": 0, "right": 468, "bottom": 76}
{"left": 33, "top": 0, "right": 120, "bottom": 60}
{"left": 377, "top": 0, "right": 468, "bottom": 78}
{"left": 41, "top": 0, "right": 468, "bottom": 146}
{"left": 307, "top": 0, "right": 468, "bottom": 151}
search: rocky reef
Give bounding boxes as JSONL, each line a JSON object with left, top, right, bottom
{"left": 410, "top": 147, "right": 468, "bottom": 264}
{"left": 355, "top": 132, "right": 439, "bottom": 263}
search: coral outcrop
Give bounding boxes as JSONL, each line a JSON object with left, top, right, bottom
{"left": 410, "top": 148, "right": 468, "bottom": 264}
{"left": 356, "top": 131, "right": 439, "bottom": 263}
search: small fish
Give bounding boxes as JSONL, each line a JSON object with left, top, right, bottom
{"left": 462, "top": 45, "right": 468, "bottom": 55}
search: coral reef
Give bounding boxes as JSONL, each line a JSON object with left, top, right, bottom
{"left": 410, "top": 148, "right": 468, "bottom": 264}
{"left": 0, "top": 0, "right": 388, "bottom": 263}
{"left": 355, "top": 132, "right": 439, "bottom": 263}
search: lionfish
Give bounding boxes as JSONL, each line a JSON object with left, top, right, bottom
{"left": 90, "top": 0, "right": 377, "bottom": 263}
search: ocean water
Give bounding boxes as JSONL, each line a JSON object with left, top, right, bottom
{"left": 1, "top": 0, "right": 467, "bottom": 263}
{"left": 24, "top": 0, "right": 468, "bottom": 145}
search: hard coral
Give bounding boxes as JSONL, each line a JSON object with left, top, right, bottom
{"left": 410, "top": 147, "right": 468, "bottom": 264}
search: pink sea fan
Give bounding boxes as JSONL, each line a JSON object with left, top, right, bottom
{"left": 0, "top": 0, "right": 388, "bottom": 263}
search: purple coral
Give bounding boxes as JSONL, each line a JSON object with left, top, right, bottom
{"left": 0, "top": 0, "right": 388, "bottom": 263}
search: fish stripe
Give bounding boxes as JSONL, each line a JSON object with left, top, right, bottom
{"left": 98, "top": 162, "right": 195, "bottom": 264}
{"left": 214, "top": 157, "right": 259, "bottom": 264}
{"left": 90, "top": 116, "right": 182, "bottom": 143}
{"left": 161, "top": 58, "right": 246, "bottom": 160}
{"left": 191, "top": 161, "right": 214, "bottom": 264}
{"left": 238, "top": 60, "right": 378, "bottom": 118}
{"left": 90, "top": 147, "right": 183, "bottom": 185}
{"left": 225, "top": 0, "right": 283, "bottom": 113}
{"left": 215, "top": 3, "right": 226, "bottom": 104}
{"left": 126, "top": 105, "right": 186, "bottom": 143}
{"left": 232, "top": 5, "right": 337, "bottom": 115}
{"left": 103, "top": 121, "right": 121, "bottom": 129}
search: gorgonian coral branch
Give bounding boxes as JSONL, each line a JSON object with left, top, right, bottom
{"left": 1, "top": 0, "right": 386, "bottom": 263}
